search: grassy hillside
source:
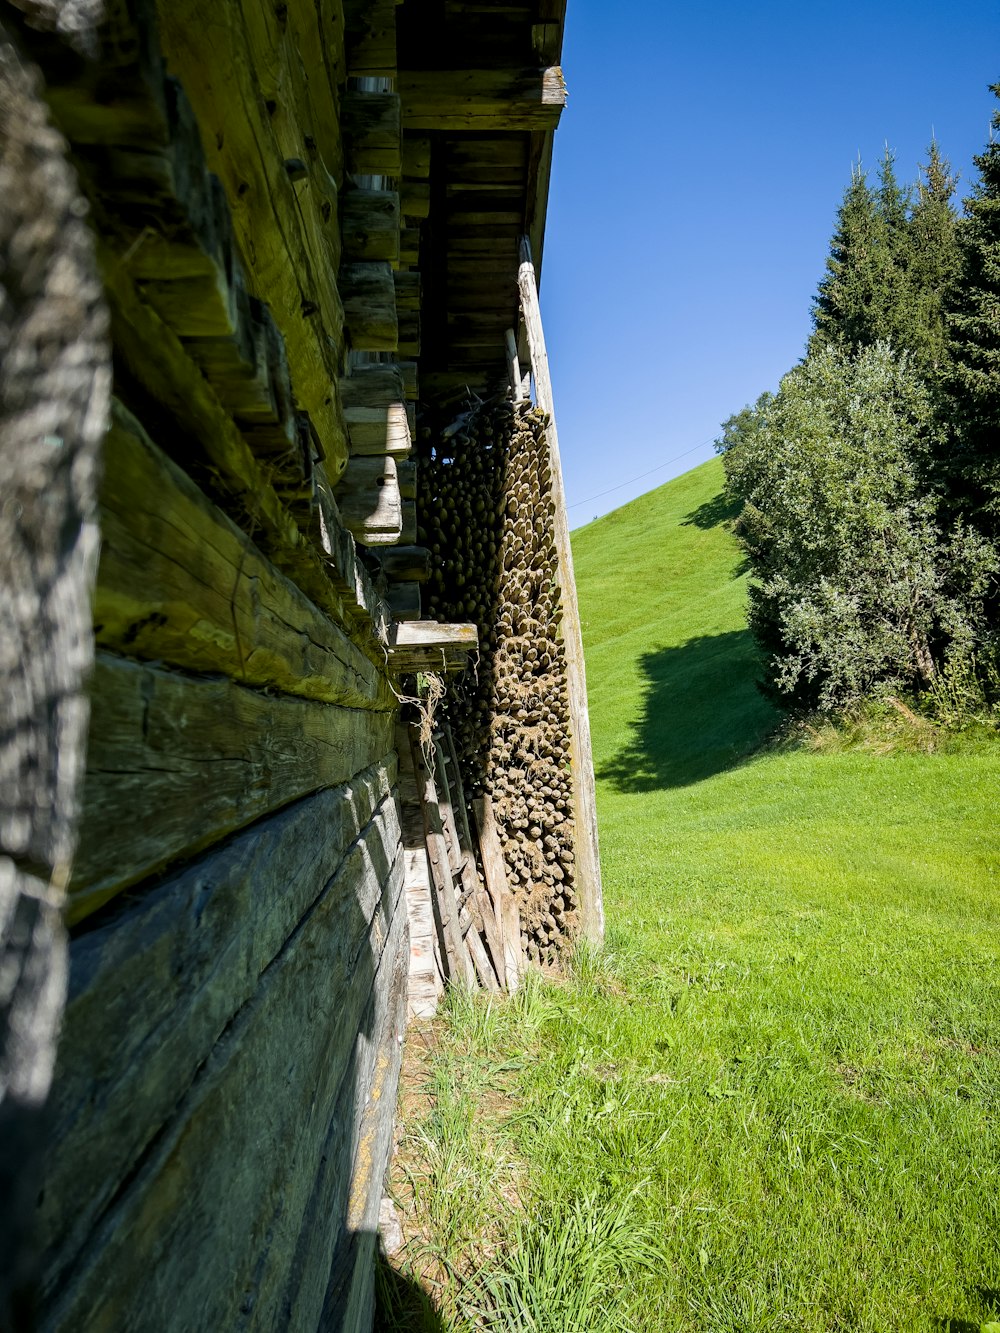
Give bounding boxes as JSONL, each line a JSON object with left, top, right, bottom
{"left": 383, "top": 459, "right": 1000, "bottom": 1333}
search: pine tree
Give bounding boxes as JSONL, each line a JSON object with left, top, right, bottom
{"left": 810, "top": 163, "right": 889, "bottom": 352}
{"left": 944, "top": 86, "right": 1000, "bottom": 529}
{"left": 908, "top": 142, "right": 961, "bottom": 375}
{"left": 811, "top": 148, "right": 959, "bottom": 380}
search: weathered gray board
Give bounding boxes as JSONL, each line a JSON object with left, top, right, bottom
{"left": 38, "top": 756, "right": 407, "bottom": 1332}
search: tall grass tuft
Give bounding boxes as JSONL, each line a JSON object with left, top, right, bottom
{"left": 462, "top": 1191, "right": 661, "bottom": 1333}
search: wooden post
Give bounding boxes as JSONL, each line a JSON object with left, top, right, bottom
{"left": 473, "top": 798, "right": 523, "bottom": 993}
{"left": 517, "top": 237, "right": 604, "bottom": 945}
{"left": 505, "top": 327, "right": 524, "bottom": 402}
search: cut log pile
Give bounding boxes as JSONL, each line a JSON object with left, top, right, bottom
{"left": 418, "top": 397, "right": 579, "bottom": 969}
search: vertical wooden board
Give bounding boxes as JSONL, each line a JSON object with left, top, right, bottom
{"left": 70, "top": 655, "right": 396, "bottom": 922}
{"left": 518, "top": 245, "right": 604, "bottom": 943}
{"left": 41, "top": 801, "right": 406, "bottom": 1333}
{"left": 38, "top": 758, "right": 397, "bottom": 1291}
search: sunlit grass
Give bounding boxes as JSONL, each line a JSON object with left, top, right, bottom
{"left": 380, "top": 459, "right": 1000, "bottom": 1333}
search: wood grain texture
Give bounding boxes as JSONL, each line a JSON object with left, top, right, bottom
{"left": 97, "top": 401, "right": 394, "bottom": 713}
{"left": 39, "top": 756, "right": 397, "bottom": 1297}
{"left": 473, "top": 795, "right": 523, "bottom": 993}
{"left": 101, "top": 251, "right": 391, "bottom": 660}
{"left": 387, "top": 620, "right": 479, "bottom": 674}
{"left": 42, "top": 785, "right": 406, "bottom": 1333}
{"left": 341, "top": 187, "right": 400, "bottom": 262}
{"left": 0, "top": 15, "right": 109, "bottom": 1324}
{"left": 70, "top": 654, "right": 396, "bottom": 923}
{"left": 155, "top": 0, "right": 350, "bottom": 470}
{"left": 340, "top": 261, "right": 398, "bottom": 352}
{"left": 341, "top": 90, "right": 402, "bottom": 174}
{"left": 518, "top": 242, "right": 604, "bottom": 942}
{"left": 337, "top": 454, "right": 403, "bottom": 546}
{"left": 399, "top": 66, "right": 566, "bottom": 131}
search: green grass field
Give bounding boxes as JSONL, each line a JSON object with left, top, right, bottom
{"left": 382, "top": 459, "right": 1000, "bottom": 1333}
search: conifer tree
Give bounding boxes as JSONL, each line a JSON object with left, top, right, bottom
{"left": 908, "top": 142, "right": 961, "bottom": 375}
{"left": 945, "top": 87, "right": 1000, "bottom": 529}
{"left": 810, "top": 164, "right": 889, "bottom": 353}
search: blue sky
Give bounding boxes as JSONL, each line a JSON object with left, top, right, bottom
{"left": 541, "top": 1, "right": 1000, "bottom": 526}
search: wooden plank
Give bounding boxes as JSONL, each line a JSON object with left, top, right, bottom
{"left": 69, "top": 654, "right": 396, "bottom": 924}
{"left": 396, "top": 723, "right": 445, "bottom": 1011}
{"left": 393, "top": 269, "right": 422, "bottom": 312}
{"left": 337, "top": 455, "right": 403, "bottom": 545}
{"left": 343, "top": 402, "right": 413, "bottom": 456}
{"left": 473, "top": 796, "right": 523, "bottom": 994}
{"left": 518, "top": 239, "right": 603, "bottom": 944}
{"left": 436, "top": 733, "right": 502, "bottom": 991}
{"left": 38, "top": 757, "right": 397, "bottom": 1296}
{"left": 399, "top": 67, "right": 566, "bottom": 131}
{"left": 340, "top": 261, "right": 398, "bottom": 351}
{"left": 400, "top": 179, "right": 431, "bottom": 219}
{"left": 96, "top": 401, "right": 394, "bottom": 712}
{"left": 41, "top": 792, "right": 407, "bottom": 1332}
{"left": 344, "top": 0, "right": 397, "bottom": 76}
{"left": 387, "top": 620, "right": 478, "bottom": 674}
{"left": 341, "top": 187, "right": 400, "bottom": 262}
{"left": 408, "top": 731, "right": 475, "bottom": 990}
{"left": 341, "top": 91, "right": 402, "bottom": 174}
{"left": 156, "top": 0, "right": 350, "bottom": 470}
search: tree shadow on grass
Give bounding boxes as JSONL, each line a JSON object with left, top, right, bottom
{"left": 599, "top": 629, "right": 780, "bottom": 792}
{"left": 681, "top": 490, "right": 741, "bottom": 530}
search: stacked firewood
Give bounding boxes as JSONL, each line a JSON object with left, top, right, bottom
{"left": 417, "top": 396, "right": 578, "bottom": 967}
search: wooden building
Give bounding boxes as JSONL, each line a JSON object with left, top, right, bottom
{"left": 0, "top": 1, "right": 601, "bottom": 1329}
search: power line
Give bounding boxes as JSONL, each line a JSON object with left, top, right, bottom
{"left": 567, "top": 438, "right": 717, "bottom": 511}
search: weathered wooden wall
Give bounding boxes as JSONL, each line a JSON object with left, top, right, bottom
{"left": 3, "top": 0, "right": 573, "bottom": 1326}
{"left": 16, "top": 1, "right": 424, "bottom": 1328}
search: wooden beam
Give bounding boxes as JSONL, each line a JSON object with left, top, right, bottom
{"left": 155, "top": 0, "right": 350, "bottom": 468}
{"left": 402, "top": 134, "right": 431, "bottom": 178}
{"left": 387, "top": 621, "right": 478, "bottom": 674}
{"left": 343, "top": 402, "right": 413, "bottom": 456}
{"left": 341, "top": 91, "right": 402, "bottom": 174}
{"left": 70, "top": 654, "right": 395, "bottom": 923}
{"left": 44, "top": 788, "right": 407, "bottom": 1329}
{"left": 100, "top": 248, "right": 388, "bottom": 655}
{"left": 409, "top": 731, "right": 476, "bottom": 989}
{"left": 399, "top": 67, "right": 566, "bottom": 131}
{"left": 339, "top": 261, "right": 398, "bottom": 351}
{"left": 337, "top": 456, "right": 403, "bottom": 546}
{"left": 517, "top": 238, "right": 604, "bottom": 944}
{"left": 385, "top": 582, "right": 421, "bottom": 621}
{"left": 97, "top": 402, "right": 393, "bottom": 712}
{"left": 340, "top": 188, "right": 400, "bottom": 263}
{"left": 38, "top": 757, "right": 396, "bottom": 1298}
